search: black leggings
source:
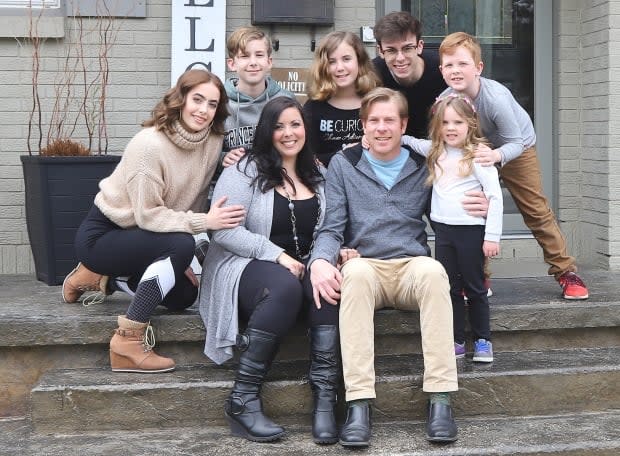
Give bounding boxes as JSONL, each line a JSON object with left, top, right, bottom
{"left": 433, "top": 222, "right": 491, "bottom": 343}
{"left": 74, "top": 205, "right": 197, "bottom": 320}
{"left": 238, "top": 260, "right": 339, "bottom": 338}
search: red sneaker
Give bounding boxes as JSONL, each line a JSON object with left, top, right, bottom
{"left": 558, "top": 272, "right": 589, "bottom": 300}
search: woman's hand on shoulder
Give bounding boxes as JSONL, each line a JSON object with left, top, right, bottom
{"left": 222, "top": 148, "right": 246, "bottom": 168}
{"left": 277, "top": 252, "right": 305, "bottom": 279}
{"left": 205, "top": 196, "right": 245, "bottom": 230}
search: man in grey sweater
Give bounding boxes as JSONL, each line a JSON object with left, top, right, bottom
{"left": 309, "top": 87, "right": 458, "bottom": 447}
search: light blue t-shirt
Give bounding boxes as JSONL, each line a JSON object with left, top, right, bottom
{"left": 363, "top": 147, "right": 409, "bottom": 190}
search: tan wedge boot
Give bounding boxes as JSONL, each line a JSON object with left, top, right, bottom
{"left": 62, "top": 262, "right": 110, "bottom": 304}
{"left": 109, "top": 315, "right": 175, "bottom": 373}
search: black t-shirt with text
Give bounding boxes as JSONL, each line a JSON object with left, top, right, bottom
{"left": 303, "top": 100, "right": 363, "bottom": 167}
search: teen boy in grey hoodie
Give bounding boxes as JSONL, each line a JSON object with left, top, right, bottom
{"left": 221, "top": 27, "right": 294, "bottom": 166}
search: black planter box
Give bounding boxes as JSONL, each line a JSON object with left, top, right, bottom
{"left": 21, "top": 155, "right": 121, "bottom": 285}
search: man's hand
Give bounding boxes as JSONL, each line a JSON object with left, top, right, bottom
{"left": 205, "top": 196, "right": 246, "bottom": 230}
{"left": 222, "top": 148, "right": 246, "bottom": 167}
{"left": 474, "top": 144, "right": 502, "bottom": 167}
{"left": 310, "top": 259, "right": 342, "bottom": 309}
{"left": 277, "top": 252, "right": 306, "bottom": 279}
{"left": 337, "top": 248, "right": 360, "bottom": 269}
{"left": 462, "top": 190, "right": 489, "bottom": 218}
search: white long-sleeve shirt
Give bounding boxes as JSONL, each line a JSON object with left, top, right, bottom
{"left": 402, "top": 137, "right": 503, "bottom": 242}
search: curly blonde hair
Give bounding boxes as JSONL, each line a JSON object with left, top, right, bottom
{"left": 307, "top": 31, "right": 379, "bottom": 101}
{"left": 426, "top": 94, "right": 488, "bottom": 186}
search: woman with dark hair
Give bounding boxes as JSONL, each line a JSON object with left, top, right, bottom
{"left": 199, "top": 96, "right": 340, "bottom": 444}
{"left": 62, "top": 69, "right": 245, "bottom": 373}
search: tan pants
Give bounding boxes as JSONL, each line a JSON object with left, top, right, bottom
{"left": 500, "top": 146, "right": 576, "bottom": 278}
{"left": 339, "top": 256, "right": 458, "bottom": 402}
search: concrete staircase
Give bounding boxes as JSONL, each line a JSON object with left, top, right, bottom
{"left": 1, "top": 271, "right": 619, "bottom": 455}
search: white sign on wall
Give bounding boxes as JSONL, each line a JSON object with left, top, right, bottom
{"left": 171, "top": 0, "right": 226, "bottom": 85}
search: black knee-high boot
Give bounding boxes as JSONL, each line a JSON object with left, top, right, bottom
{"left": 225, "top": 328, "right": 285, "bottom": 442}
{"left": 309, "top": 325, "right": 340, "bottom": 444}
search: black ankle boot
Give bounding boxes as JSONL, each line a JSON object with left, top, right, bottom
{"left": 225, "top": 328, "right": 285, "bottom": 442}
{"left": 339, "top": 401, "right": 371, "bottom": 447}
{"left": 426, "top": 401, "right": 458, "bottom": 443}
{"left": 309, "top": 325, "right": 340, "bottom": 444}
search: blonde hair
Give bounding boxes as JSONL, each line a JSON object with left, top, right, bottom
{"left": 359, "top": 87, "right": 408, "bottom": 121}
{"left": 308, "top": 31, "right": 379, "bottom": 101}
{"left": 426, "top": 94, "right": 487, "bottom": 185}
{"left": 439, "top": 32, "right": 482, "bottom": 65}
{"left": 227, "top": 26, "right": 272, "bottom": 58}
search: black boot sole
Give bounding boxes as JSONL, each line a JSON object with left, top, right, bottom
{"left": 339, "top": 439, "right": 369, "bottom": 447}
{"left": 313, "top": 436, "right": 339, "bottom": 445}
{"left": 225, "top": 413, "right": 285, "bottom": 442}
{"left": 425, "top": 433, "right": 458, "bottom": 443}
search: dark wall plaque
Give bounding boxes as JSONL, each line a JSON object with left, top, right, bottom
{"left": 251, "top": 0, "right": 334, "bottom": 25}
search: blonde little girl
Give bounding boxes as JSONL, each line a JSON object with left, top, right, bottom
{"left": 402, "top": 93, "right": 503, "bottom": 362}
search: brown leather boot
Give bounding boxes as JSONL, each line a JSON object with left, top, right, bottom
{"left": 62, "top": 262, "right": 110, "bottom": 304}
{"left": 109, "top": 315, "right": 175, "bottom": 373}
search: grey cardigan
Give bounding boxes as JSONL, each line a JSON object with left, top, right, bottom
{"left": 199, "top": 158, "right": 326, "bottom": 364}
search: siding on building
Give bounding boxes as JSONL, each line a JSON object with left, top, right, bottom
{"left": 0, "top": 0, "right": 618, "bottom": 274}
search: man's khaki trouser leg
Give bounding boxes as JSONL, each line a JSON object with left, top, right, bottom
{"left": 339, "top": 257, "right": 458, "bottom": 402}
{"left": 500, "top": 146, "right": 576, "bottom": 278}
{"left": 339, "top": 258, "right": 381, "bottom": 402}
{"left": 394, "top": 257, "right": 458, "bottom": 392}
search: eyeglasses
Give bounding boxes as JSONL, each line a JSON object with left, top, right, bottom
{"left": 381, "top": 44, "right": 419, "bottom": 60}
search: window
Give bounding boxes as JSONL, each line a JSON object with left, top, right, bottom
{"left": 0, "top": 1, "right": 61, "bottom": 7}
{"left": 403, "top": 0, "right": 534, "bottom": 117}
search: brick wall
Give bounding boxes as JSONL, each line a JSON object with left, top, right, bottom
{"left": 1, "top": 1, "right": 619, "bottom": 274}
{"left": 0, "top": 0, "right": 377, "bottom": 274}
{"left": 0, "top": 0, "right": 172, "bottom": 273}
{"left": 556, "top": 0, "right": 620, "bottom": 270}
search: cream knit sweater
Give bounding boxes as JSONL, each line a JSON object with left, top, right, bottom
{"left": 94, "top": 121, "right": 222, "bottom": 234}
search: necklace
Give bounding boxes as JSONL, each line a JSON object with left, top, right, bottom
{"left": 281, "top": 186, "right": 321, "bottom": 260}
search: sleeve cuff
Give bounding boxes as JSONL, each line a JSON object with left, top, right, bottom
{"left": 189, "top": 213, "right": 209, "bottom": 234}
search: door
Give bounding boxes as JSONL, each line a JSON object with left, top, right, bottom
{"left": 380, "top": 0, "right": 552, "bottom": 235}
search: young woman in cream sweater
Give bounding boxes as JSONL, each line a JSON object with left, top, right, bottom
{"left": 62, "top": 69, "right": 245, "bottom": 373}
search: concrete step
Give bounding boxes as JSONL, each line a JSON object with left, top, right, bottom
{"left": 5, "top": 410, "right": 620, "bottom": 455}
{"left": 5, "top": 271, "right": 620, "bottom": 349}
{"left": 30, "top": 347, "right": 620, "bottom": 433}
{"left": 3, "top": 272, "right": 620, "bottom": 419}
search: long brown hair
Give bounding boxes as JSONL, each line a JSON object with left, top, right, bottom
{"left": 308, "top": 31, "right": 379, "bottom": 101}
{"left": 426, "top": 94, "right": 487, "bottom": 185}
{"left": 143, "top": 69, "right": 229, "bottom": 136}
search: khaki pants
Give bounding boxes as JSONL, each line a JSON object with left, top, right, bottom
{"left": 500, "top": 146, "right": 576, "bottom": 278}
{"left": 339, "top": 256, "right": 458, "bottom": 402}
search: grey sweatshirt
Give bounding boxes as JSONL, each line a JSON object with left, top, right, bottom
{"left": 222, "top": 76, "right": 294, "bottom": 152}
{"left": 310, "top": 144, "right": 432, "bottom": 266}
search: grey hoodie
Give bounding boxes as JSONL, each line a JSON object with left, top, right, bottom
{"left": 222, "top": 76, "right": 294, "bottom": 152}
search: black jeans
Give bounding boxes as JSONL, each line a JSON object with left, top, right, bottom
{"left": 74, "top": 205, "right": 197, "bottom": 314}
{"left": 433, "top": 222, "right": 491, "bottom": 343}
{"left": 237, "top": 259, "right": 339, "bottom": 338}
